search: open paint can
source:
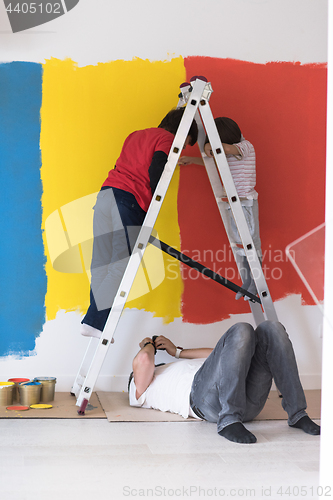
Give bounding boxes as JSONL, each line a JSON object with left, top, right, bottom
{"left": 0, "top": 382, "right": 15, "bottom": 406}
{"left": 19, "top": 381, "right": 41, "bottom": 406}
{"left": 8, "top": 378, "right": 30, "bottom": 402}
{"left": 34, "top": 377, "right": 56, "bottom": 403}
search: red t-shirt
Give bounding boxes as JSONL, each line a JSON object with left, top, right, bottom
{"left": 102, "top": 128, "right": 174, "bottom": 211}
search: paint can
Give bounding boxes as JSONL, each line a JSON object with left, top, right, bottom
{"left": 34, "top": 377, "right": 56, "bottom": 403}
{"left": 8, "top": 378, "right": 30, "bottom": 402}
{"left": 0, "top": 382, "right": 15, "bottom": 406}
{"left": 19, "top": 381, "right": 41, "bottom": 406}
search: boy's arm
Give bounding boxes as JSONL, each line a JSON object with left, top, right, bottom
{"left": 204, "top": 142, "right": 241, "bottom": 157}
{"left": 132, "top": 338, "right": 156, "bottom": 399}
{"left": 222, "top": 143, "right": 242, "bottom": 156}
{"left": 178, "top": 156, "right": 204, "bottom": 166}
{"left": 179, "top": 347, "right": 213, "bottom": 359}
{"left": 178, "top": 143, "right": 242, "bottom": 165}
{"left": 132, "top": 334, "right": 213, "bottom": 399}
{"left": 148, "top": 151, "right": 168, "bottom": 194}
{"left": 154, "top": 335, "right": 213, "bottom": 359}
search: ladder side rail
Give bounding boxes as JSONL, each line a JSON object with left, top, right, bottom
{"left": 198, "top": 101, "right": 278, "bottom": 322}
{"left": 211, "top": 192, "right": 266, "bottom": 324}
{"left": 195, "top": 110, "right": 224, "bottom": 198}
{"left": 75, "top": 79, "right": 207, "bottom": 408}
{"left": 196, "top": 109, "right": 246, "bottom": 260}
{"left": 195, "top": 109, "right": 246, "bottom": 278}
{"left": 196, "top": 109, "right": 252, "bottom": 264}
{"left": 204, "top": 158, "right": 266, "bottom": 325}
{"left": 248, "top": 300, "right": 267, "bottom": 326}
{"left": 195, "top": 110, "right": 266, "bottom": 326}
{"left": 71, "top": 338, "right": 99, "bottom": 397}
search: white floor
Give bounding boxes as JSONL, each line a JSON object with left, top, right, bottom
{"left": 0, "top": 418, "right": 321, "bottom": 500}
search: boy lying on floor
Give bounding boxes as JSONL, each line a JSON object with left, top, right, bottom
{"left": 129, "top": 321, "right": 320, "bottom": 444}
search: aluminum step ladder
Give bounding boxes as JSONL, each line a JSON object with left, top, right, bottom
{"left": 72, "top": 76, "right": 278, "bottom": 414}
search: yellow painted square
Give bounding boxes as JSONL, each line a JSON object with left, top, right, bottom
{"left": 41, "top": 57, "right": 185, "bottom": 323}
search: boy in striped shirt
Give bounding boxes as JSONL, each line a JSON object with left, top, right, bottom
{"left": 179, "top": 117, "right": 261, "bottom": 301}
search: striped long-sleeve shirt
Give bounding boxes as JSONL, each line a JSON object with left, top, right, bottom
{"left": 226, "top": 138, "right": 258, "bottom": 199}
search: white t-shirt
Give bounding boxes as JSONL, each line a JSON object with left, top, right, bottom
{"left": 129, "top": 358, "right": 205, "bottom": 419}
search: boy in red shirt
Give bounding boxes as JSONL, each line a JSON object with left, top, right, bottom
{"left": 81, "top": 108, "right": 198, "bottom": 338}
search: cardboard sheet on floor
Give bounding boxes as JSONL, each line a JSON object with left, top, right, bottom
{"left": 97, "top": 390, "right": 321, "bottom": 423}
{"left": 0, "top": 392, "right": 106, "bottom": 419}
{"left": 97, "top": 391, "right": 196, "bottom": 422}
{"left": 0, "top": 390, "right": 321, "bottom": 421}
{"left": 254, "top": 389, "right": 321, "bottom": 421}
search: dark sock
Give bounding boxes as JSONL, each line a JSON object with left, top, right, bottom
{"left": 218, "top": 422, "right": 257, "bottom": 444}
{"left": 290, "top": 416, "right": 320, "bottom": 435}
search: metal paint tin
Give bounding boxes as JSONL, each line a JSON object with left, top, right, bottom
{"left": 8, "top": 378, "right": 30, "bottom": 402}
{"left": 19, "top": 381, "right": 41, "bottom": 406}
{"left": 0, "top": 382, "right": 15, "bottom": 406}
{"left": 33, "top": 377, "right": 56, "bottom": 403}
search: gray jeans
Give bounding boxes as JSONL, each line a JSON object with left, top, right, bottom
{"left": 190, "top": 321, "right": 307, "bottom": 432}
{"left": 83, "top": 187, "right": 146, "bottom": 330}
{"left": 224, "top": 199, "right": 262, "bottom": 258}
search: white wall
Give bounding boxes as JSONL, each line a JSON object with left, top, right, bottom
{"left": 320, "top": 0, "right": 333, "bottom": 488}
{"left": 0, "top": 0, "right": 327, "bottom": 65}
{"left": 0, "top": 0, "right": 328, "bottom": 392}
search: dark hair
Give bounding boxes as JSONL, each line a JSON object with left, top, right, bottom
{"left": 214, "top": 117, "right": 242, "bottom": 144}
{"left": 158, "top": 108, "right": 198, "bottom": 146}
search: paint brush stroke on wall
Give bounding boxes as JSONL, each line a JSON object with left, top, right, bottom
{"left": 41, "top": 57, "right": 186, "bottom": 323}
{"left": 180, "top": 57, "right": 327, "bottom": 323}
{"left": 0, "top": 62, "right": 46, "bottom": 357}
{"left": 0, "top": 57, "right": 327, "bottom": 360}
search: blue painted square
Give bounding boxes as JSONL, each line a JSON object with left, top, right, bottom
{"left": 0, "top": 62, "right": 46, "bottom": 357}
